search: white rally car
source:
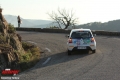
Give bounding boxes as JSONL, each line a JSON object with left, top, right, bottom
{"left": 67, "top": 29, "right": 96, "bottom": 55}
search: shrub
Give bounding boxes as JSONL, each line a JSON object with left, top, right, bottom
{"left": 30, "top": 47, "right": 40, "bottom": 55}
{"left": 19, "top": 41, "right": 40, "bottom": 71}
{"left": 22, "top": 42, "right": 33, "bottom": 50}
{"left": 22, "top": 53, "right": 30, "bottom": 61}
{"left": 8, "top": 23, "right": 16, "bottom": 33}
{"left": 0, "top": 34, "right": 6, "bottom": 43}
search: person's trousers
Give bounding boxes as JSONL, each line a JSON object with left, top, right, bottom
{"left": 18, "top": 23, "right": 20, "bottom": 28}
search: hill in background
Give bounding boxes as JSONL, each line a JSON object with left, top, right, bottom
{"left": 4, "top": 15, "right": 52, "bottom": 28}
{"left": 75, "top": 20, "right": 120, "bottom": 31}
{"left": 3, "top": 15, "right": 120, "bottom": 31}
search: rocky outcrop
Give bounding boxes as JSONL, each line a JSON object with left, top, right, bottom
{"left": 0, "top": 15, "right": 25, "bottom": 72}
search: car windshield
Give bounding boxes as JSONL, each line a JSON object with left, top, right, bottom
{"left": 71, "top": 31, "right": 92, "bottom": 39}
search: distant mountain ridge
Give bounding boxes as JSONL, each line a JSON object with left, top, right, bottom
{"left": 3, "top": 15, "right": 120, "bottom": 31}
{"left": 4, "top": 15, "right": 52, "bottom": 28}
{"left": 75, "top": 19, "right": 120, "bottom": 31}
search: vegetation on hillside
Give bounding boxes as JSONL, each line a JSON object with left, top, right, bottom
{"left": 75, "top": 20, "right": 120, "bottom": 31}
{"left": 8, "top": 23, "right": 16, "bottom": 33}
{"left": 0, "top": 22, "right": 40, "bottom": 73}
{"left": 19, "top": 41, "right": 40, "bottom": 71}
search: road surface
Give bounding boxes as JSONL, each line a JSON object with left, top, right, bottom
{"left": 16, "top": 31, "right": 120, "bottom": 80}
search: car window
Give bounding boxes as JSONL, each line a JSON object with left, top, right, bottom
{"left": 71, "top": 31, "right": 92, "bottom": 38}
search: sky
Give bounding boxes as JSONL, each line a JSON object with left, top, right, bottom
{"left": 1, "top": 0, "right": 120, "bottom": 24}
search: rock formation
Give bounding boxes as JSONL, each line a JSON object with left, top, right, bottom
{"left": 0, "top": 14, "right": 25, "bottom": 72}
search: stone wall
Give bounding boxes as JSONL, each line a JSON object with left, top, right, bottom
{"left": 16, "top": 28, "right": 120, "bottom": 36}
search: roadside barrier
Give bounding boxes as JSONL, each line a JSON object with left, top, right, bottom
{"left": 16, "top": 28, "right": 120, "bottom": 36}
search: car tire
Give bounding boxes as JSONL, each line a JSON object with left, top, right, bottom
{"left": 92, "top": 50, "right": 96, "bottom": 53}
{"left": 68, "top": 50, "right": 71, "bottom": 55}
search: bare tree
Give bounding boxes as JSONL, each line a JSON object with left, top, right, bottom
{"left": 48, "top": 8, "right": 78, "bottom": 29}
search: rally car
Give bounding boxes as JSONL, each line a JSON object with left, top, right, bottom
{"left": 67, "top": 29, "right": 96, "bottom": 55}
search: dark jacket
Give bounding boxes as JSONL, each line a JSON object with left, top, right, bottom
{"left": 17, "top": 16, "right": 21, "bottom": 23}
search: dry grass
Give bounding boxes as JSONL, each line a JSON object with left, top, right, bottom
{"left": 19, "top": 41, "right": 40, "bottom": 71}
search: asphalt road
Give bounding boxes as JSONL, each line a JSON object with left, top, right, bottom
{"left": 16, "top": 31, "right": 120, "bottom": 80}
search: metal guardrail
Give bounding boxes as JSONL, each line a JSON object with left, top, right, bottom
{"left": 16, "top": 28, "right": 120, "bottom": 36}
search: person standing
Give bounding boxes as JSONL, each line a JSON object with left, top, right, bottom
{"left": 17, "top": 15, "right": 21, "bottom": 28}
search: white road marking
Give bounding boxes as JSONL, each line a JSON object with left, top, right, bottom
{"left": 42, "top": 57, "right": 51, "bottom": 65}
{"left": 45, "top": 48, "right": 51, "bottom": 52}
{"left": 113, "top": 38, "right": 120, "bottom": 40}
{"left": 42, "top": 48, "right": 51, "bottom": 65}
{"left": 27, "top": 41, "right": 37, "bottom": 45}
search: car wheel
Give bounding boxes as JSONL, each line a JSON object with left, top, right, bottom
{"left": 68, "top": 50, "right": 71, "bottom": 55}
{"left": 92, "top": 50, "right": 96, "bottom": 53}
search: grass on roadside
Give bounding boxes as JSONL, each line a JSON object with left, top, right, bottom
{"left": 18, "top": 41, "right": 40, "bottom": 72}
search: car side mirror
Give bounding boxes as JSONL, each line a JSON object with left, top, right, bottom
{"left": 65, "top": 35, "right": 69, "bottom": 38}
{"left": 93, "top": 34, "right": 96, "bottom": 36}
{"left": 67, "top": 35, "right": 69, "bottom": 38}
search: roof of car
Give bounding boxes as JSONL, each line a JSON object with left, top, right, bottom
{"left": 71, "top": 29, "right": 91, "bottom": 32}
